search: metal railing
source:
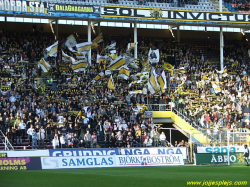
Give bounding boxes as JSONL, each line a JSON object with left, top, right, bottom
{"left": 0, "top": 130, "right": 14, "bottom": 150}
{"left": 146, "top": 104, "right": 172, "bottom": 111}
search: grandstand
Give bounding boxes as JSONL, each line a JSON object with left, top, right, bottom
{"left": 0, "top": 0, "right": 249, "bottom": 170}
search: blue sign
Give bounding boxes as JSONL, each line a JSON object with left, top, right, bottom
{"left": 120, "top": 148, "right": 187, "bottom": 159}
{"left": 49, "top": 148, "right": 119, "bottom": 157}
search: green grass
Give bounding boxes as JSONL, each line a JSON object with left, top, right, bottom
{"left": 0, "top": 165, "right": 249, "bottom": 187}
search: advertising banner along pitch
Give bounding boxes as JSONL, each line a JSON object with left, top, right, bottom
{"left": 41, "top": 154, "right": 184, "bottom": 169}
{"left": 49, "top": 148, "right": 119, "bottom": 157}
{"left": 195, "top": 153, "right": 247, "bottom": 165}
{"left": 0, "top": 157, "right": 42, "bottom": 170}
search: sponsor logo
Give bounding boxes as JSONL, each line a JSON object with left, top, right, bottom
{"left": 50, "top": 148, "right": 119, "bottom": 157}
{"left": 62, "top": 157, "right": 114, "bottom": 167}
{"left": 197, "top": 146, "right": 244, "bottom": 154}
{"left": 121, "top": 148, "right": 184, "bottom": 156}
{"left": 0, "top": 157, "right": 41, "bottom": 170}
{"left": 101, "top": 6, "right": 250, "bottom": 23}
{"left": 117, "top": 155, "right": 184, "bottom": 166}
{"left": 150, "top": 8, "right": 163, "bottom": 19}
{"left": 196, "top": 153, "right": 247, "bottom": 164}
{"left": 0, "top": 0, "right": 47, "bottom": 14}
{"left": 41, "top": 156, "right": 115, "bottom": 169}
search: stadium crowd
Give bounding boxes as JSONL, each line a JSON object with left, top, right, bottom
{"left": 0, "top": 28, "right": 249, "bottom": 150}
{"left": 225, "top": 0, "right": 250, "bottom": 12}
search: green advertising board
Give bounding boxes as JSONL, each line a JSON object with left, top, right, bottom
{"left": 195, "top": 153, "right": 247, "bottom": 165}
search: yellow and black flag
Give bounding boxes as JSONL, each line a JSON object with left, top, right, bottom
{"left": 127, "top": 42, "right": 138, "bottom": 52}
{"left": 108, "top": 56, "right": 125, "bottom": 71}
{"left": 108, "top": 75, "right": 115, "bottom": 90}
{"left": 118, "top": 67, "right": 130, "bottom": 80}
{"left": 38, "top": 58, "right": 51, "bottom": 72}
{"left": 97, "top": 54, "right": 108, "bottom": 70}
{"left": 76, "top": 42, "right": 92, "bottom": 53}
{"left": 72, "top": 60, "right": 87, "bottom": 72}
{"left": 92, "top": 33, "right": 103, "bottom": 49}
{"left": 62, "top": 50, "right": 75, "bottom": 63}
{"left": 94, "top": 72, "right": 104, "bottom": 81}
{"left": 46, "top": 41, "right": 58, "bottom": 57}
{"left": 147, "top": 68, "right": 160, "bottom": 95}
{"left": 157, "top": 70, "right": 167, "bottom": 93}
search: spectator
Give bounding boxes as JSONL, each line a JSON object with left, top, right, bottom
{"left": 84, "top": 130, "right": 92, "bottom": 148}
{"left": 52, "top": 136, "right": 59, "bottom": 149}
{"left": 31, "top": 130, "right": 37, "bottom": 149}
{"left": 144, "top": 136, "right": 153, "bottom": 147}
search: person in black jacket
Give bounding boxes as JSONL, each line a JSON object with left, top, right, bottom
{"left": 109, "top": 132, "right": 116, "bottom": 148}
{"left": 244, "top": 145, "right": 249, "bottom": 166}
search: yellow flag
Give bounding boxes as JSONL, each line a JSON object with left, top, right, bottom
{"left": 108, "top": 75, "right": 115, "bottom": 90}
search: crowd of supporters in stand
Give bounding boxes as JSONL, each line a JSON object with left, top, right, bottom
{"left": 0, "top": 29, "right": 249, "bottom": 149}
{"left": 107, "top": 0, "right": 199, "bottom": 7}
{"left": 225, "top": 0, "right": 250, "bottom": 12}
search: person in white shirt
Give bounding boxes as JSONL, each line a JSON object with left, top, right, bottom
{"left": 144, "top": 136, "right": 153, "bottom": 147}
{"left": 58, "top": 118, "right": 64, "bottom": 128}
{"left": 117, "top": 121, "right": 123, "bottom": 131}
{"left": 52, "top": 136, "right": 59, "bottom": 149}
{"left": 60, "top": 135, "right": 66, "bottom": 148}
{"left": 122, "top": 120, "right": 127, "bottom": 130}
{"left": 18, "top": 119, "right": 26, "bottom": 138}
{"left": 244, "top": 145, "right": 249, "bottom": 166}
{"left": 27, "top": 125, "right": 34, "bottom": 145}
{"left": 160, "top": 132, "right": 166, "bottom": 147}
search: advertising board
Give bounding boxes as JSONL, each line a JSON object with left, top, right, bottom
{"left": 0, "top": 157, "right": 41, "bottom": 170}
{"left": 49, "top": 148, "right": 119, "bottom": 157}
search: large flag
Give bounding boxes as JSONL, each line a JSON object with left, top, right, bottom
{"left": 148, "top": 48, "right": 160, "bottom": 64}
{"left": 46, "top": 41, "right": 58, "bottom": 57}
{"left": 158, "top": 70, "right": 167, "bottom": 93}
{"left": 92, "top": 33, "right": 103, "bottom": 49}
{"left": 76, "top": 42, "right": 92, "bottom": 53}
{"left": 108, "top": 56, "right": 126, "bottom": 71}
{"left": 97, "top": 55, "right": 108, "bottom": 70}
{"left": 147, "top": 68, "right": 160, "bottom": 95}
{"left": 72, "top": 60, "right": 87, "bottom": 72}
{"left": 118, "top": 66, "right": 130, "bottom": 80}
{"left": 93, "top": 33, "right": 103, "bottom": 44}
{"left": 108, "top": 75, "right": 115, "bottom": 90}
{"left": 127, "top": 42, "right": 137, "bottom": 52}
{"left": 163, "top": 62, "right": 174, "bottom": 75}
{"left": 38, "top": 58, "right": 51, "bottom": 72}
{"left": 62, "top": 50, "right": 75, "bottom": 63}
{"left": 65, "top": 34, "right": 77, "bottom": 48}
